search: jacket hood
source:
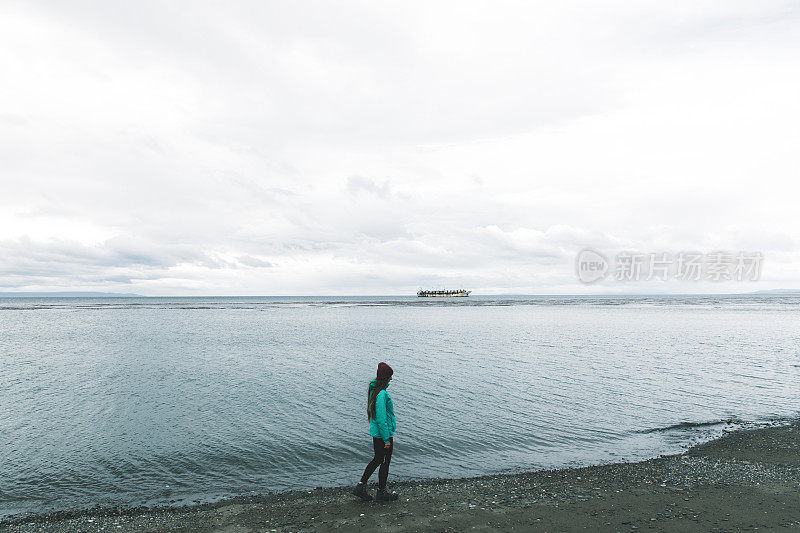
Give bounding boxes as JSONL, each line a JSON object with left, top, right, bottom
{"left": 369, "top": 378, "right": 389, "bottom": 391}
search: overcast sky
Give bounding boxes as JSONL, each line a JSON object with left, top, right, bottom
{"left": 1, "top": 1, "right": 799, "bottom": 295}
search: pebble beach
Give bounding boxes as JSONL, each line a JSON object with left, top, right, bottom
{"left": 3, "top": 420, "right": 798, "bottom": 532}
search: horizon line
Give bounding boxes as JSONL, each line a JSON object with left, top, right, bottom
{"left": 1, "top": 290, "right": 799, "bottom": 298}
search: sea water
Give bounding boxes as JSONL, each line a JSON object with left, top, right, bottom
{"left": 1, "top": 295, "right": 798, "bottom": 518}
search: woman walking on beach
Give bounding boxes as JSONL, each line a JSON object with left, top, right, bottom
{"left": 353, "top": 362, "right": 399, "bottom": 501}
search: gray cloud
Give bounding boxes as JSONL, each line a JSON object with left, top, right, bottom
{"left": 237, "top": 255, "right": 274, "bottom": 268}
{"left": 0, "top": 237, "right": 208, "bottom": 282}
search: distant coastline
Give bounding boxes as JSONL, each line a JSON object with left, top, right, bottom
{"left": 751, "top": 288, "right": 800, "bottom": 294}
{"left": 0, "top": 292, "right": 140, "bottom": 297}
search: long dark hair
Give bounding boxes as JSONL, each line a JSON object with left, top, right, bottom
{"left": 367, "top": 378, "right": 390, "bottom": 420}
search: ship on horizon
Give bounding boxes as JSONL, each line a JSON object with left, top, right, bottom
{"left": 417, "top": 288, "right": 471, "bottom": 297}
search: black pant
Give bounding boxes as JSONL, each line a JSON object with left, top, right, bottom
{"left": 360, "top": 437, "right": 393, "bottom": 490}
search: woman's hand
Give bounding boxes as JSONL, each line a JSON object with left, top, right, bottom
{"left": 384, "top": 440, "right": 392, "bottom": 449}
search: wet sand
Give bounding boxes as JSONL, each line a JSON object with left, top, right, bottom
{"left": 3, "top": 421, "right": 799, "bottom": 532}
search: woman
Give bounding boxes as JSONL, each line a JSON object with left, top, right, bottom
{"left": 352, "top": 362, "right": 399, "bottom": 501}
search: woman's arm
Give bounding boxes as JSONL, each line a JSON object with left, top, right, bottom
{"left": 374, "top": 390, "right": 391, "bottom": 444}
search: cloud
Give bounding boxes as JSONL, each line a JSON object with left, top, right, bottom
{"left": 346, "top": 176, "right": 392, "bottom": 198}
{"left": 0, "top": 236, "right": 208, "bottom": 283}
{"left": 0, "top": 1, "right": 798, "bottom": 294}
{"left": 237, "top": 255, "right": 274, "bottom": 268}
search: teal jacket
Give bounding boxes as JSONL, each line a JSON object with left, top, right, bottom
{"left": 368, "top": 379, "right": 396, "bottom": 443}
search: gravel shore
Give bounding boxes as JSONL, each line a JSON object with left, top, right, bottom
{"left": 3, "top": 421, "right": 799, "bottom": 532}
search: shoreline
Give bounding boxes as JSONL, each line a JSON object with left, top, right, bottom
{"left": 3, "top": 421, "right": 799, "bottom": 532}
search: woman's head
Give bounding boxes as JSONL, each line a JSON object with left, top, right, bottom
{"left": 377, "top": 361, "right": 393, "bottom": 381}
{"left": 367, "top": 362, "right": 394, "bottom": 420}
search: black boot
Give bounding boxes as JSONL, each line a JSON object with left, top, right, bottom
{"left": 352, "top": 481, "right": 373, "bottom": 501}
{"left": 375, "top": 488, "right": 398, "bottom": 501}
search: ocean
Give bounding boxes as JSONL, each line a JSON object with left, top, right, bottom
{"left": 1, "top": 295, "right": 798, "bottom": 519}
